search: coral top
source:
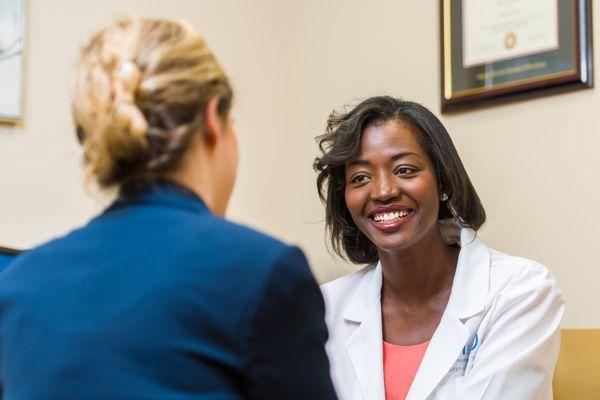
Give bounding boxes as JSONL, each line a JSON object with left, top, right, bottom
{"left": 383, "top": 340, "right": 430, "bottom": 400}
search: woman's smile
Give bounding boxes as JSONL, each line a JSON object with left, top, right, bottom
{"left": 368, "top": 206, "right": 415, "bottom": 232}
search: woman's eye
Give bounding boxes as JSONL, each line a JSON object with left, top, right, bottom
{"left": 395, "top": 167, "right": 416, "bottom": 176}
{"left": 351, "top": 174, "right": 369, "bottom": 184}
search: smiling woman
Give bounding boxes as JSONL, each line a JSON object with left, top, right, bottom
{"left": 344, "top": 121, "right": 451, "bottom": 259}
{"left": 315, "top": 96, "right": 564, "bottom": 400}
{"left": 315, "top": 97, "right": 485, "bottom": 264}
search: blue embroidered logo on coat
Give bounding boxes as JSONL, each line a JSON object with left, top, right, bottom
{"left": 449, "top": 334, "right": 479, "bottom": 374}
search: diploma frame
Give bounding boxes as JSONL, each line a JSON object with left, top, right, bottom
{"left": 0, "top": 0, "right": 27, "bottom": 124}
{"left": 440, "top": 0, "right": 593, "bottom": 113}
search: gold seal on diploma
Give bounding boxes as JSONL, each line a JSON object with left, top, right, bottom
{"left": 504, "top": 32, "right": 517, "bottom": 50}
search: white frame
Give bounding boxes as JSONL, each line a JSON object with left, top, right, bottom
{"left": 0, "top": 0, "right": 26, "bottom": 123}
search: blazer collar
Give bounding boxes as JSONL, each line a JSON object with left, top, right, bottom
{"left": 105, "top": 179, "right": 211, "bottom": 216}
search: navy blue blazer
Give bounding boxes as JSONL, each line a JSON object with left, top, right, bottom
{"left": 0, "top": 181, "right": 337, "bottom": 400}
{"left": 0, "top": 248, "right": 19, "bottom": 274}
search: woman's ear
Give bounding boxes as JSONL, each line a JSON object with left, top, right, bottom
{"left": 203, "top": 97, "right": 223, "bottom": 146}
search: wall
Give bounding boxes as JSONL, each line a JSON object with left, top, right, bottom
{"left": 0, "top": 0, "right": 292, "bottom": 248}
{"left": 285, "top": 0, "right": 600, "bottom": 328}
{"left": 0, "top": 0, "right": 598, "bottom": 327}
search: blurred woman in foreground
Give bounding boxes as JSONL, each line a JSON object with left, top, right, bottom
{"left": 315, "top": 96, "right": 563, "bottom": 399}
{"left": 0, "top": 17, "right": 337, "bottom": 400}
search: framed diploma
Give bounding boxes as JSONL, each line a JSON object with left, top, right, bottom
{"left": 441, "top": 0, "right": 593, "bottom": 113}
{"left": 0, "top": 0, "right": 26, "bottom": 123}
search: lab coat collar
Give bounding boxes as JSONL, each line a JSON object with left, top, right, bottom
{"left": 343, "top": 263, "right": 385, "bottom": 400}
{"left": 409, "top": 223, "right": 491, "bottom": 399}
{"left": 342, "top": 220, "right": 490, "bottom": 322}
{"left": 407, "top": 313, "right": 470, "bottom": 400}
{"left": 447, "top": 224, "right": 490, "bottom": 320}
{"left": 342, "top": 262, "right": 382, "bottom": 323}
{"left": 341, "top": 220, "right": 491, "bottom": 400}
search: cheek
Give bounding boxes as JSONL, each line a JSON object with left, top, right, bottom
{"left": 228, "top": 133, "right": 239, "bottom": 170}
{"left": 408, "top": 177, "right": 440, "bottom": 212}
{"left": 220, "top": 136, "right": 238, "bottom": 193}
{"left": 344, "top": 189, "right": 362, "bottom": 219}
{"left": 233, "top": 137, "right": 239, "bottom": 169}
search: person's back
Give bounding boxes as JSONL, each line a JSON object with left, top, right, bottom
{"left": 0, "top": 17, "right": 336, "bottom": 400}
{"left": 0, "top": 181, "right": 333, "bottom": 399}
{"left": 0, "top": 248, "right": 19, "bottom": 274}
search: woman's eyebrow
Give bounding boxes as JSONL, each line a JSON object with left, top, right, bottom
{"left": 347, "top": 152, "right": 421, "bottom": 167}
{"left": 391, "top": 151, "right": 421, "bottom": 161}
{"left": 347, "top": 159, "right": 370, "bottom": 168}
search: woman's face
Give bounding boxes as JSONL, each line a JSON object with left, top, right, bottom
{"left": 344, "top": 120, "right": 441, "bottom": 255}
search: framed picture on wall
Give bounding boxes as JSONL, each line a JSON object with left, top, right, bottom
{"left": 440, "top": 0, "right": 593, "bottom": 113}
{"left": 0, "top": 0, "right": 26, "bottom": 123}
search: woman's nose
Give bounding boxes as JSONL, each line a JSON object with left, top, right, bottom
{"left": 370, "top": 175, "right": 400, "bottom": 203}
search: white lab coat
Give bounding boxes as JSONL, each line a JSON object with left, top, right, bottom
{"left": 321, "top": 224, "right": 564, "bottom": 400}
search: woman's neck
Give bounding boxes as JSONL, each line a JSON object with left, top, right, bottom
{"left": 379, "top": 227, "right": 459, "bottom": 307}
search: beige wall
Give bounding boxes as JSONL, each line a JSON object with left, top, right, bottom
{"left": 283, "top": 0, "right": 600, "bottom": 329}
{"left": 0, "top": 0, "right": 598, "bottom": 327}
{"left": 0, "top": 0, "right": 292, "bottom": 245}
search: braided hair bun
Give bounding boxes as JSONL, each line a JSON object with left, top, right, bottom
{"left": 71, "top": 17, "right": 233, "bottom": 188}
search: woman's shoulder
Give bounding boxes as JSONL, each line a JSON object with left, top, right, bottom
{"left": 319, "top": 263, "right": 379, "bottom": 324}
{"left": 204, "top": 217, "right": 289, "bottom": 253}
{"left": 321, "top": 264, "right": 375, "bottom": 297}
{"left": 486, "top": 248, "right": 561, "bottom": 297}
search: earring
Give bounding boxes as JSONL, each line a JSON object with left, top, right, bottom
{"left": 440, "top": 193, "right": 448, "bottom": 201}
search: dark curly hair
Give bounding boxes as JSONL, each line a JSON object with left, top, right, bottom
{"left": 314, "top": 96, "right": 486, "bottom": 264}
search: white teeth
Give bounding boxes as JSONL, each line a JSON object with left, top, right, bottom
{"left": 373, "top": 210, "right": 409, "bottom": 222}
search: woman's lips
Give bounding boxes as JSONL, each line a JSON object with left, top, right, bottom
{"left": 369, "top": 209, "right": 414, "bottom": 232}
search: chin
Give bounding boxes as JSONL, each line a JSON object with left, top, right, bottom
{"left": 370, "top": 234, "right": 414, "bottom": 253}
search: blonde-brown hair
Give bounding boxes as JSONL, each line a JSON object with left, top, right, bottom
{"left": 71, "top": 17, "right": 233, "bottom": 188}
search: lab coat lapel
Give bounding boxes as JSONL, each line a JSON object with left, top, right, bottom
{"left": 406, "top": 314, "right": 469, "bottom": 399}
{"left": 341, "top": 226, "right": 490, "bottom": 400}
{"left": 343, "top": 263, "right": 385, "bottom": 400}
{"left": 407, "top": 227, "right": 491, "bottom": 400}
